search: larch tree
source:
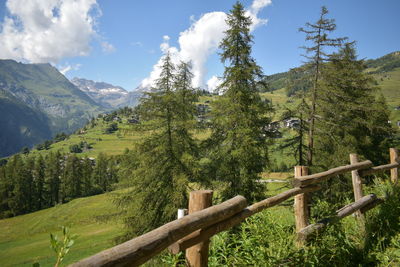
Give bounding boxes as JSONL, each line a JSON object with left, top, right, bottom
{"left": 314, "top": 43, "right": 394, "bottom": 202}
{"left": 208, "top": 2, "right": 271, "bottom": 201}
{"left": 316, "top": 42, "right": 394, "bottom": 168}
{"left": 299, "top": 6, "right": 347, "bottom": 166}
{"left": 115, "top": 53, "right": 198, "bottom": 240}
{"left": 34, "top": 154, "right": 46, "bottom": 210}
{"left": 44, "top": 151, "right": 62, "bottom": 205}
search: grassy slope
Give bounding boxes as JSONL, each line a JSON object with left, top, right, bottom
{"left": 0, "top": 172, "right": 291, "bottom": 267}
{"left": 0, "top": 192, "right": 123, "bottom": 267}
{"left": 372, "top": 67, "right": 400, "bottom": 122}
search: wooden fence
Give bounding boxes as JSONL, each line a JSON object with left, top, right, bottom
{"left": 70, "top": 148, "right": 399, "bottom": 267}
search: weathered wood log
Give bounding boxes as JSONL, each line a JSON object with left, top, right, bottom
{"left": 294, "top": 166, "right": 310, "bottom": 233}
{"left": 360, "top": 198, "right": 384, "bottom": 213}
{"left": 359, "top": 162, "right": 400, "bottom": 177}
{"left": 350, "top": 154, "right": 364, "bottom": 220}
{"left": 297, "top": 194, "right": 377, "bottom": 242}
{"left": 293, "top": 160, "right": 373, "bottom": 187}
{"left": 390, "top": 148, "right": 399, "bottom": 183}
{"left": 69, "top": 195, "right": 247, "bottom": 267}
{"left": 186, "top": 190, "right": 213, "bottom": 267}
{"left": 168, "top": 185, "right": 321, "bottom": 254}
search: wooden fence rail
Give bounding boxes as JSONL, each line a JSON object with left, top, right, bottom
{"left": 70, "top": 196, "right": 247, "bottom": 267}
{"left": 70, "top": 148, "right": 399, "bottom": 267}
{"left": 169, "top": 184, "right": 321, "bottom": 254}
{"left": 297, "top": 194, "right": 381, "bottom": 242}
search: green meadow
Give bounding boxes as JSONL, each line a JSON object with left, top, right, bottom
{"left": 0, "top": 192, "right": 123, "bottom": 266}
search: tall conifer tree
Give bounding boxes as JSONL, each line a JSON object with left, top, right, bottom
{"left": 115, "top": 54, "right": 198, "bottom": 239}
{"left": 316, "top": 43, "right": 393, "bottom": 168}
{"left": 208, "top": 2, "right": 270, "bottom": 201}
{"left": 34, "top": 154, "right": 46, "bottom": 210}
{"left": 299, "top": 6, "right": 346, "bottom": 166}
{"left": 44, "top": 151, "right": 62, "bottom": 205}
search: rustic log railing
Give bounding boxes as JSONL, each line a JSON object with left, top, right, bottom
{"left": 70, "top": 148, "right": 399, "bottom": 267}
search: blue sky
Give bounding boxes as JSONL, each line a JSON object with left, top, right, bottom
{"left": 0, "top": 0, "right": 399, "bottom": 91}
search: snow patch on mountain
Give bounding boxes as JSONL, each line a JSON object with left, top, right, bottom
{"left": 71, "top": 77, "right": 139, "bottom": 109}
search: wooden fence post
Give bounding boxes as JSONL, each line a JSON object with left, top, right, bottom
{"left": 294, "top": 166, "right": 309, "bottom": 246}
{"left": 350, "top": 153, "right": 365, "bottom": 221}
{"left": 186, "top": 190, "right": 213, "bottom": 267}
{"left": 390, "top": 148, "right": 399, "bottom": 184}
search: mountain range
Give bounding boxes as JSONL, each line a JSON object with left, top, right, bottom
{"left": 1, "top": 51, "right": 399, "bottom": 158}
{"left": 0, "top": 60, "right": 141, "bottom": 157}
{"left": 71, "top": 78, "right": 140, "bottom": 109}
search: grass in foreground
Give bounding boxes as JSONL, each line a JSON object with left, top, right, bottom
{"left": 0, "top": 192, "right": 123, "bottom": 267}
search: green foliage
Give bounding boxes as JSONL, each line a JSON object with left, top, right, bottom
{"left": 205, "top": 2, "right": 271, "bottom": 201}
{"left": 366, "top": 51, "right": 400, "bottom": 73}
{"left": 50, "top": 226, "right": 77, "bottom": 267}
{"left": 299, "top": 5, "right": 347, "bottom": 166}
{"left": 104, "top": 122, "right": 119, "bottom": 134}
{"left": 69, "top": 144, "right": 82, "bottom": 153}
{"left": 0, "top": 151, "right": 117, "bottom": 218}
{"left": 159, "top": 181, "right": 400, "bottom": 266}
{"left": 285, "top": 65, "right": 313, "bottom": 97}
{"left": 115, "top": 53, "right": 199, "bottom": 240}
{"left": 0, "top": 191, "right": 122, "bottom": 267}
{"left": 21, "top": 146, "right": 30, "bottom": 154}
{"left": 315, "top": 43, "right": 394, "bottom": 174}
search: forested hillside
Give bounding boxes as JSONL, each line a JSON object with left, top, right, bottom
{"left": 0, "top": 60, "right": 106, "bottom": 157}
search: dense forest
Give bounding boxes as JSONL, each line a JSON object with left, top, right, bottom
{"left": 0, "top": 152, "right": 118, "bottom": 218}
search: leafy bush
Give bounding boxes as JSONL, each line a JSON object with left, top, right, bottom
{"left": 105, "top": 122, "right": 118, "bottom": 134}
{"left": 160, "top": 180, "right": 400, "bottom": 266}
{"left": 50, "top": 226, "right": 77, "bottom": 267}
{"left": 69, "top": 144, "right": 82, "bottom": 153}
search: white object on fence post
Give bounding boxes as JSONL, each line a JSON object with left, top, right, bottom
{"left": 177, "top": 209, "right": 188, "bottom": 219}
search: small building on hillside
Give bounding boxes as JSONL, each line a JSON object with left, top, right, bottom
{"left": 283, "top": 118, "right": 300, "bottom": 129}
{"left": 128, "top": 118, "right": 140, "bottom": 124}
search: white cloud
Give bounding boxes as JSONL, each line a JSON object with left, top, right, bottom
{"left": 140, "top": 0, "right": 272, "bottom": 90}
{"left": 178, "top": 12, "right": 228, "bottom": 88}
{"left": 58, "top": 63, "right": 81, "bottom": 75}
{"left": 140, "top": 36, "right": 180, "bottom": 89}
{"left": 206, "top": 75, "right": 223, "bottom": 92}
{"left": 246, "top": 0, "right": 272, "bottom": 31}
{"left": 0, "top": 0, "right": 107, "bottom": 63}
{"left": 101, "top": 41, "right": 115, "bottom": 53}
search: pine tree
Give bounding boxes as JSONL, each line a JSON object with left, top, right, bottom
{"left": 278, "top": 97, "right": 309, "bottom": 166}
{"left": 115, "top": 53, "right": 198, "bottom": 239}
{"left": 34, "top": 154, "right": 46, "bottom": 210}
{"left": 208, "top": 2, "right": 270, "bottom": 201}
{"left": 299, "top": 6, "right": 347, "bottom": 166}
{"left": 92, "top": 153, "right": 109, "bottom": 192}
{"left": 81, "top": 157, "right": 94, "bottom": 196}
{"left": 315, "top": 43, "right": 393, "bottom": 182}
{"left": 45, "top": 151, "right": 62, "bottom": 205}
{"left": 9, "top": 155, "right": 34, "bottom": 215}
{"left": 0, "top": 163, "right": 12, "bottom": 218}
{"left": 62, "top": 154, "right": 82, "bottom": 201}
